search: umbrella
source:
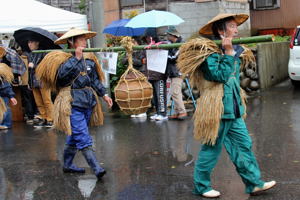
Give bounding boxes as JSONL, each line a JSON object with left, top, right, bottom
{"left": 13, "top": 27, "right": 63, "bottom": 52}
{"left": 103, "top": 19, "right": 146, "bottom": 36}
{"left": 125, "top": 10, "right": 184, "bottom": 28}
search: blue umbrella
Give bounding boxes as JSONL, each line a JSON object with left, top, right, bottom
{"left": 125, "top": 10, "right": 184, "bottom": 28}
{"left": 103, "top": 19, "right": 146, "bottom": 36}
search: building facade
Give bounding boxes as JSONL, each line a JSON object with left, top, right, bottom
{"left": 250, "top": 0, "right": 299, "bottom": 35}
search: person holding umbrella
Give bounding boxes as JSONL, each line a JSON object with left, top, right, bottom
{"left": 14, "top": 27, "right": 61, "bottom": 127}
{"left": 143, "top": 28, "right": 168, "bottom": 121}
{"left": 26, "top": 39, "right": 53, "bottom": 127}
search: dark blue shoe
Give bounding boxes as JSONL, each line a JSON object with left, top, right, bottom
{"left": 63, "top": 164, "right": 85, "bottom": 173}
{"left": 63, "top": 145, "right": 85, "bottom": 173}
{"left": 82, "top": 146, "right": 106, "bottom": 179}
{"left": 96, "top": 170, "right": 106, "bottom": 180}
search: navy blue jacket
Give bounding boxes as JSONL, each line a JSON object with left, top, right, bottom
{"left": 56, "top": 57, "right": 106, "bottom": 109}
{"left": 0, "top": 79, "right": 15, "bottom": 98}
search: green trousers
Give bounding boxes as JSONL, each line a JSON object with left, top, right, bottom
{"left": 193, "top": 118, "right": 264, "bottom": 194}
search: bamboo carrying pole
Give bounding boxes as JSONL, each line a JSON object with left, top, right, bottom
{"left": 33, "top": 35, "right": 274, "bottom": 53}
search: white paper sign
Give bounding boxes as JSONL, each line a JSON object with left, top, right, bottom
{"left": 1, "top": 40, "right": 10, "bottom": 48}
{"left": 97, "top": 52, "right": 118, "bottom": 75}
{"left": 146, "top": 49, "right": 168, "bottom": 74}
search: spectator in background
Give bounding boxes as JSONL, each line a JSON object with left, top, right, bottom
{"left": 26, "top": 39, "right": 53, "bottom": 128}
{"left": 143, "top": 28, "right": 168, "bottom": 121}
{"left": 165, "top": 26, "right": 187, "bottom": 120}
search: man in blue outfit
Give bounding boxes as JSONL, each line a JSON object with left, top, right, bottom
{"left": 53, "top": 28, "right": 113, "bottom": 180}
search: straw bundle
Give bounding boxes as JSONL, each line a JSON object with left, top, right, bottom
{"left": 36, "top": 51, "right": 72, "bottom": 90}
{"left": 0, "top": 98, "right": 6, "bottom": 122}
{"left": 89, "top": 89, "right": 104, "bottom": 127}
{"left": 114, "top": 37, "right": 153, "bottom": 115}
{"left": 0, "top": 47, "right": 6, "bottom": 59}
{"left": 240, "top": 45, "right": 256, "bottom": 71}
{"left": 53, "top": 87, "right": 72, "bottom": 135}
{"left": 0, "top": 63, "right": 14, "bottom": 83}
{"left": 177, "top": 37, "right": 221, "bottom": 88}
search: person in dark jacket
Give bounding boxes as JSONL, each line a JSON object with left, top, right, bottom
{"left": 0, "top": 65, "right": 17, "bottom": 130}
{"left": 26, "top": 40, "right": 54, "bottom": 127}
{"left": 54, "top": 28, "right": 112, "bottom": 180}
{"left": 143, "top": 28, "right": 168, "bottom": 121}
{"left": 165, "top": 26, "right": 187, "bottom": 120}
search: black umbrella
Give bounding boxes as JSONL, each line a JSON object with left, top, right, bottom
{"left": 13, "top": 27, "right": 63, "bottom": 52}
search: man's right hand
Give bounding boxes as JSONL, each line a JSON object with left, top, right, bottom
{"left": 222, "top": 37, "right": 234, "bottom": 56}
{"left": 75, "top": 46, "right": 85, "bottom": 60}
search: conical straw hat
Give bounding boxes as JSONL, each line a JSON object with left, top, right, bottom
{"left": 55, "top": 28, "right": 97, "bottom": 45}
{"left": 199, "top": 13, "right": 249, "bottom": 35}
{"left": 0, "top": 46, "right": 6, "bottom": 59}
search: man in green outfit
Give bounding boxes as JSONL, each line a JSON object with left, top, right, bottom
{"left": 191, "top": 13, "right": 276, "bottom": 198}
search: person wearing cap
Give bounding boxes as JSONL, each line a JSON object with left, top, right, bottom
{"left": 165, "top": 26, "right": 187, "bottom": 120}
{"left": 54, "top": 28, "right": 112, "bottom": 180}
{"left": 191, "top": 14, "right": 276, "bottom": 198}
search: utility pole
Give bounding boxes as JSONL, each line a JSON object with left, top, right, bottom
{"left": 89, "top": 0, "right": 110, "bottom": 90}
{"left": 89, "top": 0, "right": 105, "bottom": 47}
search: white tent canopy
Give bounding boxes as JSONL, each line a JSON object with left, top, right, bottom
{"left": 0, "top": 0, "right": 88, "bottom": 33}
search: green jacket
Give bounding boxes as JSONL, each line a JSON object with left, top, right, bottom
{"left": 201, "top": 53, "right": 245, "bottom": 119}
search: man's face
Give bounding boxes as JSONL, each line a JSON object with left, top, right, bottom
{"left": 28, "top": 41, "right": 39, "bottom": 51}
{"left": 219, "top": 19, "right": 238, "bottom": 38}
{"left": 74, "top": 35, "right": 87, "bottom": 48}
{"left": 167, "top": 34, "right": 177, "bottom": 42}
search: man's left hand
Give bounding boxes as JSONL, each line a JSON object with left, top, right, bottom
{"left": 103, "top": 95, "right": 113, "bottom": 108}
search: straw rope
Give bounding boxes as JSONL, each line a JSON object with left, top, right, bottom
{"left": 53, "top": 86, "right": 72, "bottom": 135}
{"left": 0, "top": 97, "right": 6, "bottom": 122}
{"left": 0, "top": 47, "right": 6, "bottom": 59}
{"left": 114, "top": 37, "right": 153, "bottom": 115}
{"left": 0, "top": 63, "right": 14, "bottom": 83}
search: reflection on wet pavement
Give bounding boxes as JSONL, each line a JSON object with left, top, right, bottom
{"left": 0, "top": 80, "right": 300, "bottom": 199}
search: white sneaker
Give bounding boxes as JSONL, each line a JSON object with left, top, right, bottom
{"left": 150, "top": 114, "right": 158, "bottom": 120}
{"left": 135, "top": 113, "right": 147, "bottom": 118}
{"left": 251, "top": 181, "right": 276, "bottom": 195}
{"left": 0, "top": 125, "right": 8, "bottom": 130}
{"left": 155, "top": 115, "right": 168, "bottom": 121}
{"left": 202, "top": 189, "right": 221, "bottom": 198}
{"left": 130, "top": 115, "right": 137, "bottom": 118}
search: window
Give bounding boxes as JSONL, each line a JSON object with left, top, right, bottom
{"left": 121, "top": 0, "right": 143, "bottom": 7}
{"left": 253, "top": 0, "right": 280, "bottom": 10}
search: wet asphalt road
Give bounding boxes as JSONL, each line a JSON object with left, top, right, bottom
{"left": 0, "top": 79, "right": 300, "bottom": 200}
